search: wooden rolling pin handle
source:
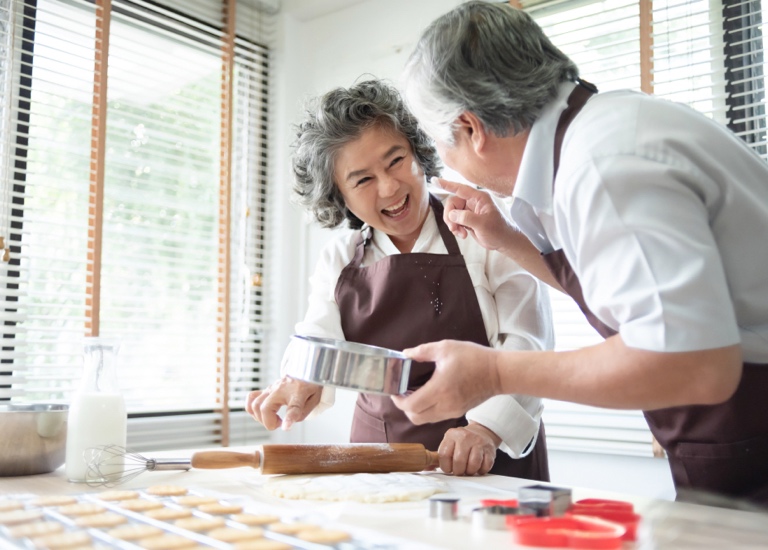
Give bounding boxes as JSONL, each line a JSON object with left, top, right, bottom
{"left": 190, "top": 450, "right": 262, "bottom": 470}
{"left": 426, "top": 450, "right": 440, "bottom": 469}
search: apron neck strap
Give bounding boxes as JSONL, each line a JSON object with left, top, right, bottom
{"left": 553, "top": 79, "right": 597, "bottom": 180}
{"left": 429, "top": 193, "right": 462, "bottom": 255}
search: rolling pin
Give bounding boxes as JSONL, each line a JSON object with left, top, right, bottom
{"left": 190, "top": 443, "right": 439, "bottom": 475}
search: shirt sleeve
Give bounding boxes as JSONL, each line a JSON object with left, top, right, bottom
{"left": 280, "top": 235, "right": 355, "bottom": 418}
{"left": 555, "top": 152, "right": 741, "bottom": 352}
{"left": 464, "top": 223, "right": 554, "bottom": 458}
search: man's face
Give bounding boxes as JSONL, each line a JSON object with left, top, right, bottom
{"left": 433, "top": 135, "right": 514, "bottom": 197}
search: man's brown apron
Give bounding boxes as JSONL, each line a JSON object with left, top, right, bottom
{"left": 335, "top": 194, "right": 549, "bottom": 480}
{"left": 541, "top": 80, "right": 768, "bottom": 503}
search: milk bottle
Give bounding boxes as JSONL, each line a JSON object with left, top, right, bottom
{"left": 65, "top": 338, "right": 127, "bottom": 482}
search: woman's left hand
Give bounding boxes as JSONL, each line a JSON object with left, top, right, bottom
{"left": 437, "top": 422, "right": 501, "bottom": 476}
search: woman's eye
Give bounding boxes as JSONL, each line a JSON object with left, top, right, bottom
{"left": 390, "top": 156, "right": 404, "bottom": 167}
{"left": 355, "top": 176, "right": 372, "bottom": 187}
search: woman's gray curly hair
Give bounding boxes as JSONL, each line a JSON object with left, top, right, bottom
{"left": 292, "top": 79, "right": 442, "bottom": 229}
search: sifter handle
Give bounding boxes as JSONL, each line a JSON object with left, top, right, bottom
{"left": 190, "top": 450, "right": 261, "bottom": 470}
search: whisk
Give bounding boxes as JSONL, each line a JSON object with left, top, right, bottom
{"left": 84, "top": 443, "right": 440, "bottom": 487}
{"left": 85, "top": 445, "right": 192, "bottom": 487}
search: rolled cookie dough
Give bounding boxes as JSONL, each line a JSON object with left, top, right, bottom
{"left": 262, "top": 472, "right": 447, "bottom": 503}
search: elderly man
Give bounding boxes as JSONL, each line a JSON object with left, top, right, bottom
{"left": 393, "top": 1, "right": 768, "bottom": 504}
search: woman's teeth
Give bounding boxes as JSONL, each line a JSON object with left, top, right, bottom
{"left": 383, "top": 196, "right": 408, "bottom": 216}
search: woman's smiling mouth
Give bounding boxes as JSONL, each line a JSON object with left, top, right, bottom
{"left": 382, "top": 195, "right": 409, "bottom": 217}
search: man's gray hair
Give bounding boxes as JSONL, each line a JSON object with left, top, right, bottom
{"left": 292, "top": 79, "right": 441, "bottom": 229}
{"left": 402, "top": 1, "right": 578, "bottom": 144}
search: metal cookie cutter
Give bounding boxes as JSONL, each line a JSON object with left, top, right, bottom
{"left": 472, "top": 505, "right": 536, "bottom": 530}
{"left": 518, "top": 485, "right": 573, "bottom": 517}
{"left": 429, "top": 495, "right": 460, "bottom": 520}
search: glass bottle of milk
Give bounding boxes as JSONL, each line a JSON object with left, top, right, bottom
{"left": 65, "top": 337, "right": 127, "bottom": 482}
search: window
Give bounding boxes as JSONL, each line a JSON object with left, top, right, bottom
{"left": 521, "top": 0, "right": 766, "bottom": 455}
{"left": 0, "top": 0, "right": 275, "bottom": 449}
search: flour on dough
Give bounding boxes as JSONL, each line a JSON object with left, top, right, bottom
{"left": 262, "top": 473, "right": 447, "bottom": 503}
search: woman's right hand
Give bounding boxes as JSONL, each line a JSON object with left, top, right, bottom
{"left": 245, "top": 377, "right": 323, "bottom": 431}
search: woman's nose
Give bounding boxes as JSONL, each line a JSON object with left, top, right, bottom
{"left": 378, "top": 174, "right": 398, "bottom": 197}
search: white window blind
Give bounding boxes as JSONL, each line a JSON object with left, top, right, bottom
{"left": 525, "top": 0, "right": 767, "bottom": 456}
{"left": 0, "top": 0, "right": 274, "bottom": 449}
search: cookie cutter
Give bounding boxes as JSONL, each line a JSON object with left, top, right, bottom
{"left": 518, "top": 484, "right": 572, "bottom": 517}
{"left": 429, "top": 495, "right": 460, "bottom": 520}
{"left": 507, "top": 515, "right": 626, "bottom": 549}
{"left": 569, "top": 498, "right": 640, "bottom": 541}
{"left": 472, "top": 505, "right": 536, "bottom": 530}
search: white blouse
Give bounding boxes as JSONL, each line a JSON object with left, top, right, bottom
{"left": 284, "top": 190, "right": 554, "bottom": 458}
{"left": 512, "top": 81, "right": 768, "bottom": 361}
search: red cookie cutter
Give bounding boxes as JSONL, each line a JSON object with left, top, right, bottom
{"left": 480, "top": 498, "right": 519, "bottom": 507}
{"left": 568, "top": 499, "right": 640, "bottom": 541}
{"left": 507, "top": 514, "right": 626, "bottom": 549}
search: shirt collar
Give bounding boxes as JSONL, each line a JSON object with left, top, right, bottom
{"left": 512, "top": 81, "right": 577, "bottom": 214}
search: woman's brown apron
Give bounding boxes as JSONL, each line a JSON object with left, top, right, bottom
{"left": 335, "top": 194, "right": 549, "bottom": 480}
{"left": 541, "top": 81, "right": 768, "bottom": 503}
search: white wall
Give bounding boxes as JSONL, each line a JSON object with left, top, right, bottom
{"left": 266, "top": 0, "right": 676, "bottom": 501}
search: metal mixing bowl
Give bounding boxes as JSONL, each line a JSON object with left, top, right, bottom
{"left": 285, "top": 335, "right": 411, "bottom": 395}
{"left": 0, "top": 403, "right": 68, "bottom": 476}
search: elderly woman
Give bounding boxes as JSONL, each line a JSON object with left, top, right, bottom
{"left": 246, "top": 79, "right": 553, "bottom": 478}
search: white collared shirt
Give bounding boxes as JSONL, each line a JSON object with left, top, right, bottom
{"left": 511, "top": 82, "right": 768, "bottom": 361}
{"left": 284, "top": 190, "right": 554, "bottom": 458}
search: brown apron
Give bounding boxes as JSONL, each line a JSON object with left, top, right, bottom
{"left": 541, "top": 81, "right": 768, "bottom": 504}
{"left": 335, "top": 194, "right": 549, "bottom": 480}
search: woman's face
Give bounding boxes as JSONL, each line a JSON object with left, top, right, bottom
{"left": 334, "top": 123, "right": 429, "bottom": 252}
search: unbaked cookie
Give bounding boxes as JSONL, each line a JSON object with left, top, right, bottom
{"left": 7, "top": 521, "right": 64, "bottom": 539}
{"left": 0, "top": 509, "right": 44, "bottom": 525}
{"left": 96, "top": 490, "right": 139, "bottom": 501}
{"left": 197, "top": 503, "right": 242, "bottom": 515}
{"left": 57, "top": 503, "right": 105, "bottom": 517}
{"left": 145, "top": 485, "right": 188, "bottom": 497}
{"left": 233, "top": 540, "right": 292, "bottom": 550}
{"left": 173, "top": 495, "right": 219, "bottom": 507}
{"left": 30, "top": 530, "right": 91, "bottom": 549}
{"left": 230, "top": 513, "right": 280, "bottom": 526}
{"left": 297, "top": 529, "right": 351, "bottom": 544}
{"left": 174, "top": 516, "right": 225, "bottom": 532}
{"left": 73, "top": 512, "right": 127, "bottom": 528}
{"left": 119, "top": 499, "right": 164, "bottom": 512}
{"left": 107, "top": 524, "right": 163, "bottom": 541}
{"left": 144, "top": 507, "right": 193, "bottom": 521}
{"left": 207, "top": 527, "right": 263, "bottom": 542}
{"left": 0, "top": 499, "right": 23, "bottom": 512}
{"left": 30, "top": 496, "right": 78, "bottom": 507}
{"left": 266, "top": 522, "right": 319, "bottom": 535}
{"left": 136, "top": 534, "right": 197, "bottom": 549}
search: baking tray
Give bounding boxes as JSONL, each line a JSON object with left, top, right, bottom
{"left": 285, "top": 335, "right": 411, "bottom": 395}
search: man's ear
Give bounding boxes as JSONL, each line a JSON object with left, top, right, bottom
{"left": 456, "top": 111, "right": 487, "bottom": 155}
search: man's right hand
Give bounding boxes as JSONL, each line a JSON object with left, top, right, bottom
{"left": 437, "top": 178, "right": 517, "bottom": 253}
{"left": 436, "top": 177, "right": 563, "bottom": 291}
{"left": 245, "top": 377, "right": 322, "bottom": 431}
